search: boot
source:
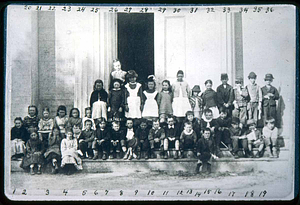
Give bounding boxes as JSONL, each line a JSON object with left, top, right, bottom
{"left": 150, "top": 149, "right": 155, "bottom": 159}
{"left": 92, "top": 150, "right": 98, "bottom": 160}
{"left": 37, "top": 165, "right": 42, "bottom": 175}
{"left": 128, "top": 154, "right": 133, "bottom": 160}
{"left": 137, "top": 151, "right": 141, "bottom": 160}
{"left": 180, "top": 151, "right": 184, "bottom": 158}
{"left": 164, "top": 151, "right": 168, "bottom": 159}
{"left": 102, "top": 153, "right": 107, "bottom": 160}
{"left": 116, "top": 152, "right": 121, "bottom": 159}
{"left": 30, "top": 166, "right": 35, "bottom": 175}
{"left": 206, "top": 163, "right": 211, "bottom": 174}
{"left": 145, "top": 151, "right": 149, "bottom": 159}
{"left": 174, "top": 151, "right": 178, "bottom": 159}
{"left": 123, "top": 152, "right": 128, "bottom": 160}
{"left": 195, "top": 162, "right": 201, "bottom": 174}
{"left": 109, "top": 152, "right": 114, "bottom": 159}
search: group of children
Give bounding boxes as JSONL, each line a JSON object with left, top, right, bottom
{"left": 11, "top": 59, "right": 282, "bottom": 175}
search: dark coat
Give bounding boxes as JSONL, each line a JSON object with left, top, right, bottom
{"left": 261, "top": 85, "right": 279, "bottom": 107}
{"left": 11, "top": 126, "right": 29, "bottom": 142}
{"left": 216, "top": 84, "right": 234, "bottom": 107}
{"left": 90, "top": 89, "right": 108, "bottom": 108}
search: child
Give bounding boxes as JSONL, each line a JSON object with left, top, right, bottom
{"left": 11, "top": 117, "right": 28, "bottom": 160}
{"left": 38, "top": 107, "right": 54, "bottom": 149}
{"left": 245, "top": 119, "right": 264, "bottom": 158}
{"left": 124, "top": 70, "right": 144, "bottom": 119}
{"left": 163, "top": 115, "right": 181, "bottom": 159}
{"left": 189, "top": 85, "right": 204, "bottom": 120}
{"left": 229, "top": 117, "right": 249, "bottom": 158}
{"left": 107, "top": 79, "right": 126, "bottom": 124}
{"left": 110, "top": 59, "right": 127, "bottom": 86}
{"left": 262, "top": 117, "right": 280, "bottom": 158}
{"left": 109, "top": 121, "right": 126, "bottom": 159}
{"left": 215, "top": 107, "right": 232, "bottom": 151}
{"left": 23, "top": 105, "right": 39, "bottom": 134}
{"left": 61, "top": 128, "right": 83, "bottom": 171}
{"left": 142, "top": 75, "right": 159, "bottom": 120}
{"left": 195, "top": 128, "right": 217, "bottom": 174}
{"left": 201, "top": 80, "right": 219, "bottom": 119}
{"left": 72, "top": 125, "right": 82, "bottom": 141}
{"left": 232, "top": 77, "right": 249, "bottom": 127}
{"left": 53, "top": 105, "right": 69, "bottom": 138}
{"left": 44, "top": 128, "right": 62, "bottom": 173}
{"left": 20, "top": 131, "right": 45, "bottom": 175}
{"left": 172, "top": 70, "right": 191, "bottom": 122}
{"left": 148, "top": 118, "right": 166, "bottom": 158}
{"left": 67, "top": 108, "right": 82, "bottom": 130}
{"left": 157, "top": 80, "right": 173, "bottom": 123}
{"left": 82, "top": 107, "right": 96, "bottom": 131}
{"left": 179, "top": 121, "right": 197, "bottom": 158}
{"left": 123, "top": 118, "right": 139, "bottom": 160}
{"left": 90, "top": 79, "right": 108, "bottom": 120}
{"left": 216, "top": 73, "right": 234, "bottom": 117}
{"left": 92, "top": 118, "right": 110, "bottom": 160}
{"left": 246, "top": 72, "right": 262, "bottom": 123}
{"left": 200, "top": 109, "right": 220, "bottom": 155}
{"left": 135, "top": 118, "right": 150, "bottom": 159}
{"left": 183, "top": 111, "right": 201, "bottom": 140}
{"left": 261, "top": 73, "right": 279, "bottom": 125}
{"left": 78, "top": 120, "right": 95, "bottom": 159}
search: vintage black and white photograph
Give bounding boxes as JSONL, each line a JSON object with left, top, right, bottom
{"left": 4, "top": 4, "right": 296, "bottom": 201}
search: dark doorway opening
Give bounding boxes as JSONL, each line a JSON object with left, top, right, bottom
{"left": 117, "top": 13, "right": 154, "bottom": 88}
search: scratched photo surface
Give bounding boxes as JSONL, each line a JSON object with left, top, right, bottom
{"left": 4, "top": 4, "right": 296, "bottom": 201}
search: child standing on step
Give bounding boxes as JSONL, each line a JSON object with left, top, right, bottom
{"left": 92, "top": 118, "right": 110, "bottom": 160}
{"left": 67, "top": 108, "right": 82, "bottom": 130}
{"left": 125, "top": 70, "right": 144, "bottom": 123}
{"left": 148, "top": 118, "right": 165, "bottom": 159}
{"left": 189, "top": 85, "right": 204, "bottom": 120}
{"left": 216, "top": 73, "right": 234, "bottom": 117}
{"left": 157, "top": 80, "right": 173, "bottom": 124}
{"left": 107, "top": 79, "right": 126, "bottom": 125}
{"left": 11, "top": 117, "right": 28, "bottom": 160}
{"left": 20, "top": 131, "right": 45, "bottom": 175}
{"left": 163, "top": 115, "right": 181, "bottom": 159}
{"left": 110, "top": 59, "right": 127, "bottom": 88}
{"left": 135, "top": 118, "right": 150, "bottom": 159}
{"left": 90, "top": 79, "right": 108, "bottom": 121}
{"left": 195, "top": 128, "right": 217, "bottom": 174}
{"left": 38, "top": 107, "right": 54, "bottom": 149}
{"left": 54, "top": 105, "right": 68, "bottom": 138}
{"left": 261, "top": 73, "right": 279, "bottom": 125}
{"left": 142, "top": 75, "right": 159, "bottom": 120}
{"left": 172, "top": 70, "right": 191, "bottom": 123}
{"left": 82, "top": 107, "right": 96, "bottom": 131}
{"left": 245, "top": 119, "right": 264, "bottom": 158}
{"left": 262, "top": 117, "right": 280, "bottom": 158}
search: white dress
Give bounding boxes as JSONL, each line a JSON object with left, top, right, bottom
{"left": 142, "top": 90, "right": 159, "bottom": 118}
{"left": 125, "top": 83, "right": 142, "bottom": 118}
{"left": 173, "top": 86, "right": 191, "bottom": 117}
{"left": 60, "top": 138, "right": 82, "bottom": 170}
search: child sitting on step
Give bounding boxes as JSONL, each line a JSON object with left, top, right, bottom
{"left": 163, "top": 115, "right": 181, "bottom": 159}
{"left": 78, "top": 120, "right": 95, "bottom": 159}
{"left": 148, "top": 118, "right": 165, "bottom": 159}
{"left": 92, "top": 118, "right": 110, "bottom": 160}
{"left": 135, "top": 118, "right": 151, "bottom": 159}
{"left": 109, "top": 121, "right": 126, "bottom": 159}
{"left": 245, "top": 119, "right": 264, "bottom": 158}
{"left": 179, "top": 121, "right": 197, "bottom": 158}
{"left": 123, "top": 118, "right": 138, "bottom": 160}
{"left": 262, "top": 117, "right": 280, "bottom": 158}
{"left": 195, "top": 128, "right": 217, "bottom": 174}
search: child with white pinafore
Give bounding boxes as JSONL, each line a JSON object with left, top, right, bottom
{"left": 124, "top": 70, "right": 144, "bottom": 121}
{"left": 172, "top": 70, "right": 192, "bottom": 123}
{"left": 142, "top": 75, "right": 159, "bottom": 120}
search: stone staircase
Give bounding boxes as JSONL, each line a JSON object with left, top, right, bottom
{"left": 11, "top": 137, "right": 291, "bottom": 174}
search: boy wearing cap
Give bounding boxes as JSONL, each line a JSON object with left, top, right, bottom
{"left": 261, "top": 73, "right": 279, "bottom": 125}
{"left": 232, "top": 77, "right": 249, "bottom": 128}
{"left": 189, "top": 85, "right": 204, "bottom": 120}
{"left": 262, "top": 117, "right": 280, "bottom": 158}
{"left": 216, "top": 73, "right": 234, "bottom": 117}
{"left": 246, "top": 72, "right": 262, "bottom": 124}
{"left": 245, "top": 119, "right": 264, "bottom": 158}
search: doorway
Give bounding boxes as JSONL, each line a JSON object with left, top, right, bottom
{"left": 117, "top": 13, "right": 154, "bottom": 87}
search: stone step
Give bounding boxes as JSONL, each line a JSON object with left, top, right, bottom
{"left": 11, "top": 153, "right": 290, "bottom": 174}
